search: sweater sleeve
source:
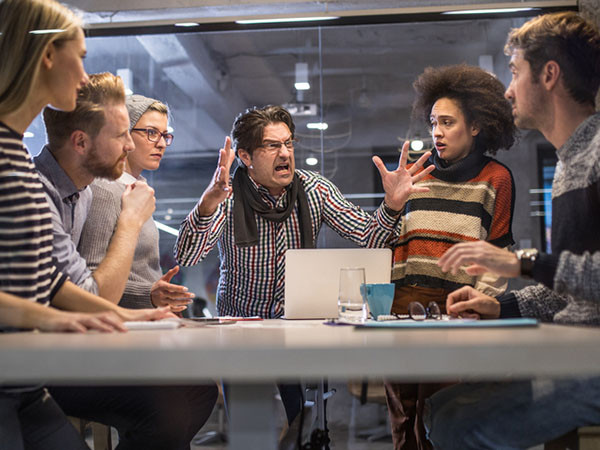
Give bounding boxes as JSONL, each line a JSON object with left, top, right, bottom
{"left": 553, "top": 250, "right": 600, "bottom": 303}
{"left": 498, "top": 283, "right": 568, "bottom": 322}
{"left": 77, "top": 182, "right": 121, "bottom": 283}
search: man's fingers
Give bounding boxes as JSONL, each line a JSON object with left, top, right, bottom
{"left": 372, "top": 156, "right": 386, "bottom": 176}
{"left": 398, "top": 141, "right": 410, "bottom": 168}
{"left": 411, "top": 164, "right": 435, "bottom": 182}
{"left": 464, "top": 264, "right": 487, "bottom": 275}
{"left": 408, "top": 151, "right": 432, "bottom": 175}
{"left": 160, "top": 266, "right": 180, "bottom": 282}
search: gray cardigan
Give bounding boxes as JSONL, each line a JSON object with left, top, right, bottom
{"left": 77, "top": 174, "right": 161, "bottom": 309}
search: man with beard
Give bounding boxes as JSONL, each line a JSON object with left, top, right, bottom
{"left": 36, "top": 72, "right": 155, "bottom": 304}
{"left": 34, "top": 72, "right": 218, "bottom": 449}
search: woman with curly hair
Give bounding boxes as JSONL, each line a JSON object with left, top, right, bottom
{"left": 385, "top": 64, "right": 517, "bottom": 450}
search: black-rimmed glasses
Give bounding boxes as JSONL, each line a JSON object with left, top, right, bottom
{"left": 131, "top": 127, "right": 174, "bottom": 146}
{"left": 257, "top": 139, "right": 295, "bottom": 154}
{"left": 407, "top": 301, "right": 442, "bottom": 321}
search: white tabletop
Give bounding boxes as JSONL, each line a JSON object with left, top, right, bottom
{"left": 2, "top": 319, "right": 600, "bottom": 384}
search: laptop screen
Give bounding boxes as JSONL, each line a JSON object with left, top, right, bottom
{"left": 284, "top": 248, "right": 392, "bottom": 319}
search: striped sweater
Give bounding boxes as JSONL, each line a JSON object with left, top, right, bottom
{"left": 392, "top": 151, "right": 515, "bottom": 295}
{"left": 175, "top": 169, "right": 400, "bottom": 318}
{"left": 0, "top": 122, "right": 67, "bottom": 305}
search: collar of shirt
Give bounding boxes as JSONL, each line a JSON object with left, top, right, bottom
{"left": 34, "top": 145, "right": 82, "bottom": 204}
{"left": 117, "top": 171, "right": 139, "bottom": 185}
{"left": 247, "top": 172, "right": 292, "bottom": 207}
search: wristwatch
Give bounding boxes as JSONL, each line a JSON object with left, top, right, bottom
{"left": 514, "top": 248, "right": 539, "bottom": 278}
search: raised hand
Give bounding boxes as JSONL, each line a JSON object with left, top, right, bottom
{"left": 446, "top": 286, "right": 501, "bottom": 320}
{"left": 197, "top": 136, "right": 236, "bottom": 216}
{"left": 120, "top": 180, "right": 156, "bottom": 229}
{"left": 372, "top": 141, "right": 435, "bottom": 212}
{"left": 151, "top": 265, "right": 195, "bottom": 312}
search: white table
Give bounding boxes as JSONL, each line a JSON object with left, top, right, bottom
{"left": 2, "top": 320, "right": 600, "bottom": 448}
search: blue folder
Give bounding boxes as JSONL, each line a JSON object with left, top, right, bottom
{"left": 356, "top": 318, "right": 539, "bottom": 329}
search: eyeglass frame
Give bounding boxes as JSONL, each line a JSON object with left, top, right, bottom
{"left": 255, "top": 138, "right": 296, "bottom": 154}
{"left": 131, "top": 127, "right": 174, "bottom": 146}
{"left": 385, "top": 301, "right": 442, "bottom": 321}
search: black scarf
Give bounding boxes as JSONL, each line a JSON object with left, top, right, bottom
{"left": 232, "top": 166, "right": 314, "bottom": 248}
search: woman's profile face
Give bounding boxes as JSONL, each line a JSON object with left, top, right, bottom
{"left": 430, "top": 97, "right": 480, "bottom": 165}
{"left": 45, "top": 27, "right": 89, "bottom": 112}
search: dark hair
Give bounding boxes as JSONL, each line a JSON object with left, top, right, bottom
{"left": 231, "top": 105, "right": 295, "bottom": 159}
{"left": 505, "top": 11, "right": 600, "bottom": 107}
{"left": 412, "top": 64, "right": 516, "bottom": 155}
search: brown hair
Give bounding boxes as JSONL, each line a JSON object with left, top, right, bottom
{"left": 43, "top": 72, "right": 125, "bottom": 149}
{"left": 412, "top": 64, "right": 516, "bottom": 155}
{"left": 231, "top": 105, "right": 295, "bottom": 159}
{"left": 0, "top": 0, "right": 81, "bottom": 116}
{"left": 505, "top": 11, "right": 600, "bottom": 106}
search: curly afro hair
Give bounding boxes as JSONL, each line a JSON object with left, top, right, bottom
{"left": 412, "top": 64, "right": 517, "bottom": 155}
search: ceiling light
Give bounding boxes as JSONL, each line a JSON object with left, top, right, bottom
{"left": 174, "top": 22, "right": 199, "bottom": 27}
{"left": 29, "top": 29, "right": 64, "bottom": 34}
{"left": 307, "top": 122, "right": 328, "bottom": 131}
{"left": 443, "top": 8, "right": 536, "bottom": 15}
{"left": 23, "top": 131, "right": 34, "bottom": 138}
{"left": 154, "top": 220, "right": 178, "bottom": 236}
{"left": 305, "top": 157, "right": 319, "bottom": 166}
{"left": 410, "top": 140, "right": 424, "bottom": 151}
{"left": 295, "top": 62, "right": 310, "bottom": 91}
{"left": 236, "top": 16, "right": 339, "bottom": 25}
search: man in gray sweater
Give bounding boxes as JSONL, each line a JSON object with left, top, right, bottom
{"left": 425, "top": 11, "right": 600, "bottom": 450}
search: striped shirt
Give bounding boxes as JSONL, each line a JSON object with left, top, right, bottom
{"left": 175, "top": 169, "right": 399, "bottom": 318}
{"left": 0, "top": 122, "right": 67, "bottom": 305}
{"left": 392, "top": 153, "right": 514, "bottom": 295}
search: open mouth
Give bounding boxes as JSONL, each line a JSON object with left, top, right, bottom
{"left": 275, "top": 163, "right": 289, "bottom": 172}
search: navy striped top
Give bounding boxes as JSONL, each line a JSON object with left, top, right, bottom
{"left": 0, "top": 122, "right": 67, "bottom": 304}
{"left": 175, "top": 169, "right": 399, "bottom": 318}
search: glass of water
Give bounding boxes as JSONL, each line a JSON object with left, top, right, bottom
{"left": 338, "top": 267, "right": 367, "bottom": 323}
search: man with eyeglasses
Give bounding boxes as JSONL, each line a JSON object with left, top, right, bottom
{"left": 175, "top": 104, "right": 433, "bottom": 436}
{"left": 422, "top": 12, "right": 600, "bottom": 449}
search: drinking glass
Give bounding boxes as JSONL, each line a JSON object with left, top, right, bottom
{"left": 338, "top": 268, "right": 367, "bottom": 323}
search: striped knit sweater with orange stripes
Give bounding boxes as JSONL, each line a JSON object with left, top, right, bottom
{"left": 392, "top": 150, "right": 515, "bottom": 294}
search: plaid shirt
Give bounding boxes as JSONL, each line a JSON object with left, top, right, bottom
{"left": 175, "top": 169, "right": 399, "bottom": 318}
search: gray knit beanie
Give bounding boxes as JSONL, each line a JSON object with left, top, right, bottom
{"left": 126, "top": 94, "right": 160, "bottom": 130}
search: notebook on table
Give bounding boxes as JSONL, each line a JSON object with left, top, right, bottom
{"left": 284, "top": 248, "right": 392, "bottom": 319}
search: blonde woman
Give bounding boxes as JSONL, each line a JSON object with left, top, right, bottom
{"left": 0, "top": 1, "right": 171, "bottom": 448}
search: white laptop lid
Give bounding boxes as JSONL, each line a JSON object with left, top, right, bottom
{"left": 284, "top": 248, "right": 392, "bottom": 319}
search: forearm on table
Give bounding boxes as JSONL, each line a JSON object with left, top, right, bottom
{"left": 0, "top": 291, "right": 60, "bottom": 329}
{"left": 51, "top": 280, "right": 121, "bottom": 314}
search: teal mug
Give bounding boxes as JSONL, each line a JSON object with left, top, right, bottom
{"left": 361, "top": 283, "right": 395, "bottom": 319}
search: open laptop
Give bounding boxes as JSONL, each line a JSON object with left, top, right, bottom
{"left": 284, "top": 248, "right": 392, "bottom": 319}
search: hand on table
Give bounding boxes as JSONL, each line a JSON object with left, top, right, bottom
{"left": 40, "top": 310, "right": 127, "bottom": 333}
{"left": 446, "top": 286, "right": 501, "bottom": 320}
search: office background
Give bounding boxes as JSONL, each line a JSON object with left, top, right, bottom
{"left": 22, "top": 0, "right": 597, "bottom": 309}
